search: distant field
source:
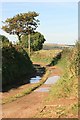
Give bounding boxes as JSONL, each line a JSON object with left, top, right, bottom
{"left": 43, "top": 43, "right": 74, "bottom": 50}
{"left": 31, "top": 49, "right": 62, "bottom": 65}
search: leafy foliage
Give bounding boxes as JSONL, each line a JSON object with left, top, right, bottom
{"left": 0, "top": 35, "right": 10, "bottom": 48}
{"left": 2, "top": 11, "right": 39, "bottom": 41}
{"left": 2, "top": 35, "right": 34, "bottom": 88}
{"left": 75, "top": 41, "right": 80, "bottom": 76}
{"left": 49, "top": 46, "right": 78, "bottom": 99}
{"left": 0, "top": 35, "right": 9, "bottom": 43}
{"left": 65, "top": 41, "right": 80, "bottom": 77}
{"left": 20, "top": 32, "right": 46, "bottom": 51}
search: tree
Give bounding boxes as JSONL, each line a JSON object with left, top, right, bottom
{"left": 0, "top": 35, "right": 10, "bottom": 48}
{"left": 0, "top": 35, "right": 9, "bottom": 42}
{"left": 2, "top": 11, "right": 40, "bottom": 56}
{"left": 2, "top": 40, "right": 34, "bottom": 88}
{"left": 20, "top": 32, "right": 46, "bottom": 51}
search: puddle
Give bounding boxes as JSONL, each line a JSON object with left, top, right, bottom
{"left": 34, "top": 76, "right": 60, "bottom": 92}
{"left": 44, "top": 76, "right": 60, "bottom": 84}
{"left": 31, "top": 75, "right": 60, "bottom": 92}
{"left": 35, "top": 87, "right": 50, "bottom": 92}
{"left": 30, "top": 76, "right": 41, "bottom": 83}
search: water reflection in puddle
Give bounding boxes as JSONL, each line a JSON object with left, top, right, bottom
{"left": 44, "top": 76, "right": 60, "bottom": 84}
{"left": 30, "top": 76, "right": 41, "bottom": 83}
{"left": 35, "top": 76, "right": 60, "bottom": 92}
{"left": 35, "top": 87, "right": 50, "bottom": 92}
{"left": 30, "top": 75, "right": 60, "bottom": 92}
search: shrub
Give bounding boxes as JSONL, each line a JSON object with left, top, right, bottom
{"left": 2, "top": 35, "right": 34, "bottom": 88}
{"left": 20, "top": 32, "right": 46, "bottom": 51}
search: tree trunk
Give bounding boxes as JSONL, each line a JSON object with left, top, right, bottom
{"left": 28, "top": 33, "right": 30, "bottom": 56}
{"left": 17, "top": 35, "right": 21, "bottom": 42}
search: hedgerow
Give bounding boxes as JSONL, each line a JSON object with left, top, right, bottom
{"left": 1, "top": 35, "right": 34, "bottom": 88}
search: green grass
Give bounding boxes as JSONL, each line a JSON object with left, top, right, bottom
{"left": 42, "top": 49, "right": 78, "bottom": 117}
{"left": 31, "top": 49, "right": 62, "bottom": 65}
{"left": 55, "top": 103, "right": 78, "bottom": 118}
{"left": 46, "top": 54, "right": 78, "bottom": 100}
{"left": 35, "top": 49, "right": 78, "bottom": 118}
{"left": 56, "top": 103, "right": 78, "bottom": 118}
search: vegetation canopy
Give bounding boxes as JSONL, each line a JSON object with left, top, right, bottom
{"left": 20, "top": 32, "right": 46, "bottom": 51}
{"left": 1, "top": 35, "right": 34, "bottom": 90}
{"left": 2, "top": 11, "right": 39, "bottom": 41}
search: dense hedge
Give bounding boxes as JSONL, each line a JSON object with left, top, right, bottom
{"left": 49, "top": 52, "right": 62, "bottom": 66}
{"left": 75, "top": 41, "right": 80, "bottom": 76}
{"left": 2, "top": 38, "right": 34, "bottom": 87}
{"left": 61, "top": 42, "right": 80, "bottom": 77}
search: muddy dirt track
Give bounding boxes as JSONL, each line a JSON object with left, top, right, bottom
{"left": 2, "top": 66, "right": 78, "bottom": 118}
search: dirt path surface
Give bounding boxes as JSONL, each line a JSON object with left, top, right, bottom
{"left": 2, "top": 65, "right": 78, "bottom": 118}
{"left": 3, "top": 92, "right": 48, "bottom": 118}
{"left": 2, "top": 65, "right": 60, "bottom": 118}
{"left": 2, "top": 84, "right": 34, "bottom": 100}
{"left": 2, "top": 65, "right": 60, "bottom": 101}
{"left": 35, "top": 97, "right": 78, "bottom": 118}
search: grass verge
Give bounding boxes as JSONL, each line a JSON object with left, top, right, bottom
{"left": 46, "top": 53, "right": 78, "bottom": 100}
{"left": 34, "top": 50, "right": 78, "bottom": 118}
{"left": 40, "top": 50, "right": 78, "bottom": 118}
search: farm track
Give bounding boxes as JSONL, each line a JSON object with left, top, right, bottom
{"left": 2, "top": 65, "right": 59, "bottom": 118}
{"left": 2, "top": 64, "right": 78, "bottom": 118}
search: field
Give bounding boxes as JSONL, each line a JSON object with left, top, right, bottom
{"left": 43, "top": 43, "right": 74, "bottom": 50}
{"left": 31, "top": 49, "right": 62, "bottom": 65}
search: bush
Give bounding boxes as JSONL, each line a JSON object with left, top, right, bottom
{"left": 75, "top": 41, "right": 80, "bottom": 76}
{"left": 60, "top": 43, "right": 80, "bottom": 77}
{"left": 2, "top": 36, "right": 34, "bottom": 88}
{"left": 20, "top": 32, "right": 46, "bottom": 51}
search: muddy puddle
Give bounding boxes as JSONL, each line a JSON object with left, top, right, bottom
{"left": 44, "top": 76, "right": 60, "bottom": 84}
{"left": 30, "top": 76, "right": 41, "bottom": 83}
{"left": 35, "top": 87, "right": 50, "bottom": 92}
{"left": 34, "top": 75, "right": 60, "bottom": 92}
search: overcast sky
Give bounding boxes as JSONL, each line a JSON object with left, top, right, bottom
{"left": 0, "top": 1, "right": 78, "bottom": 45}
